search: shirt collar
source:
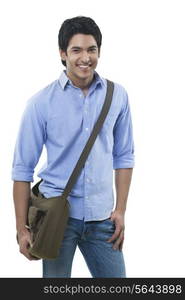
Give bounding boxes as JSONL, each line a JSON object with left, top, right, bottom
{"left": 58, "top": 70, "right": 105, "bottom": 90}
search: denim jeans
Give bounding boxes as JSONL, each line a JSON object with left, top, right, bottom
{"left": 43, "top": 217, "right": 126, "bottom": 278}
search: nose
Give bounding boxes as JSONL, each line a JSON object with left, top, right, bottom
{"left": 81, "top": 51, "right": 90, "bottom": 63}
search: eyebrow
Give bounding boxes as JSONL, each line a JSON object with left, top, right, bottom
{"left": 70, "top": 45, "right": 98, "bottom": 50}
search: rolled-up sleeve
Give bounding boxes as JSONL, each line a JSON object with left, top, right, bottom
{"left": 113, "top": 90, "right": 135, "bottom": 169}
{"left": 12, "top": 98, "right": 46, "bottom": 182}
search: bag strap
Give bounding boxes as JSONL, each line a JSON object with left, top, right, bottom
{"left": 32, "top": 79, "right": 114, "bottom": 198}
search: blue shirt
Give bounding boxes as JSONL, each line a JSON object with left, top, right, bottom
{"left": 12, "top": 71, "right": 135, "bottom": 221}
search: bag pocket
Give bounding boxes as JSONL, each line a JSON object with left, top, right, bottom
{"left": 28, "top": 206, "right": 47, "bottom": 243}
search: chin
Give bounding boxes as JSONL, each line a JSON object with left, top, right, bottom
{"left": 77, "top": 70, "right": 94, "bottom": 79}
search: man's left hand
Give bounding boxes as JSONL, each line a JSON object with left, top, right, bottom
{"left": 107, "top": 210, "right": 125, "bottom": 251}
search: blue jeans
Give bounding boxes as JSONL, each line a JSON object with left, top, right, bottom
{"left": 43, "top": 217, "right": 126, "bottom": 278}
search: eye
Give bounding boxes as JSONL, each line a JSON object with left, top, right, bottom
{"left": 89, "top": 48, "right": 97, "bottom": 53}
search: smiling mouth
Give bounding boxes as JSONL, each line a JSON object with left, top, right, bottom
{"left": 77, "top": 64, "right": 92, "bottom": 70}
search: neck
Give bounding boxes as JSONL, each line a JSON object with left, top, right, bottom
{"left": 66, "top": 71, "right": 94, "bottom": 91}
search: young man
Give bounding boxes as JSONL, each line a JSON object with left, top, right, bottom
{"left": 12, "top": 16, "right": 135, "bottom": 278}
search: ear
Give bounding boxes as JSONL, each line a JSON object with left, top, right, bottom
{"left": 98, "top": 48, "right": 101, "bottom": 58}
{"left": 59, "top": 49, "right": 67, "bottom": 61}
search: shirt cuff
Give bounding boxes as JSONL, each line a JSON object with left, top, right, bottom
{"left": 113, "top": 156, "right": 135, "bottom": 169}
{"left": 11, "top": 167, "right": 34, "bottom": 182}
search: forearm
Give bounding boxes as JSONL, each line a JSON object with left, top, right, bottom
{"left": 114, "top": 168, "right": 133, "bottom": 214}
{"left": 13, "top": 181, "right": 31, "bottom": 234}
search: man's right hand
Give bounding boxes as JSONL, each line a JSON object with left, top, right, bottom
{"left": 17, "top": 228, "right": 37, "bottom": 260}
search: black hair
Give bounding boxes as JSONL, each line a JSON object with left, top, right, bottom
{"left": 58, "top": 16, "right": 102, "bottom": 66}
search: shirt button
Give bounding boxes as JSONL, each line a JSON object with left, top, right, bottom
{"left": 86, "top": 178, "right": 90, "bottom": 182}
{"left": 85, "top": 127, "right": 89, "bottom": 131}
{"left": 85, "top": 196, "right": 89, "bottom": 199}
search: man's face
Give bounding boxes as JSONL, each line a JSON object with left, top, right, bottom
{"left": 60, "top": 34, "right": 100, "bottom": 84}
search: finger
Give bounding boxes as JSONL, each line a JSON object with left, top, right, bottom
{"left": 107, "top": 227, "right": 122, "bottom": 243}
{"left": 113, "top": 235, "right": 124, "bottom": 251}
{"left": 20, "top": 241, "right": 34, "bottom": 260}
{"left": 27, "top": 238, "right": 33, "bottom": 248}
{"left": 119, "top": 236, "right": 124, "bottom": 251}
{"left": 20, "top": 247, "right": 33, "bottom": 260}
{"left": 25, "top": 253, "right": 34, "bottom": 260}
{"left": 21, "top": 247, "right": 37, "bottom": 260}
{"left": 119, "top": 234, "right": 124, "bottom": 250}
{"left": 113, "top": 231, "right": 124, "bottom": 250}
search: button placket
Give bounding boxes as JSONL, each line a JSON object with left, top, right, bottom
{"left": 82, "top": 94, "right": 93, "bottom": 216}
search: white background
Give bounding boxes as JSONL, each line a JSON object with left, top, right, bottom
{"left": 0, "top": 0, "right": 184, "bottom": 277}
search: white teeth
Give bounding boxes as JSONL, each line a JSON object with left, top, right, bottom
{"left": 78, "top": 65, "right": 91, "bottom": 68}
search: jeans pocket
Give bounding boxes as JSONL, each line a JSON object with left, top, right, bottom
{"left": 105, "top": 218, "right": 116, "bottom": 230}
{"left": 92, "top": 218, "right": 115, "bottom": 241}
